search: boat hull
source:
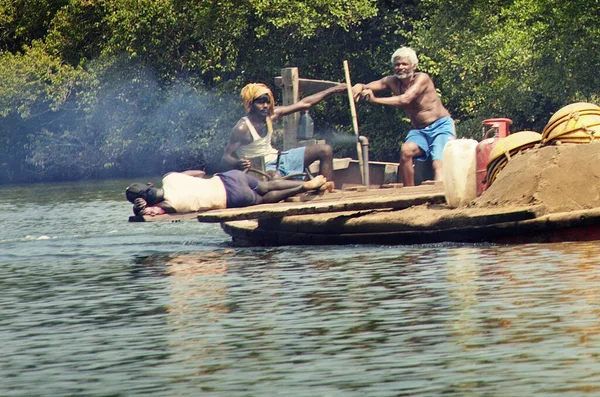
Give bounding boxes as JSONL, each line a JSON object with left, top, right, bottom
{"left": 220, "top": 207, "right": 600, "bottom": 246}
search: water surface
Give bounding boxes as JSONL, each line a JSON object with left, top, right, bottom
{"left": 1, "top": 180, "right": 599, "bottom": 396}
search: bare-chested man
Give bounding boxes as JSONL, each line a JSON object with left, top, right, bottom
{"left": 351, "top": 46, "right": 455, "bottom": 186}
{"left": 222, "top": 83, "right": 346, "bottom": 181}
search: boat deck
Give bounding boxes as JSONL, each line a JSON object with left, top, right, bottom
{"left": 220, "top": 206, "right": 600, "bottom": 246}
{"left": 129, "top": 183, "right": 444, "bottom": 223}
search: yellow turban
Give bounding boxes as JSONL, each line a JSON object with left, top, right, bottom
{"left": 240, "top": 83, "right": 275, "bottom": 115}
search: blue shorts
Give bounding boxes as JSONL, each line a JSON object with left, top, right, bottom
{"left": 406, "top": 116, "right": 455, "bottom": 161}
{"left": 265, "top": 147, "right": 306, "bottom": 177}
{"left": 216, "top": 170, "right": 260, "bottom": 208}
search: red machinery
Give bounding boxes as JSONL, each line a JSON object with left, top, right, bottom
{"left": 476, "top": 118, "right": 512, "bottom": 196}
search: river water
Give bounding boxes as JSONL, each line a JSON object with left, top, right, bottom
{"left": 1, "top": 179, "right": 600, "bottom": 396}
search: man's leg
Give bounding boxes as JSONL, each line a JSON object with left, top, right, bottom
{"left": 256, "top": 176, "right": 327, "bottom": 203}
{"left": 304, "top": 144, "right": 334, "bottom": 181}
{"left": 429, "top": 123, "right": 456, "bottom": 182}
{"left": 432, "top": 160, "right": 443, "bottom": 181}
{"left": 399, "top": 142, "right": 424, "bottom": 187}
{"left": 255, "top": 179, "right": 304, "bottom": 195}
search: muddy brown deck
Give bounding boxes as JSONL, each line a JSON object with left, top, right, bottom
{"left": 196, "top": 185, "right": 445, "bottom": 223}
{"left": 221, "top": 207, "right": 600, "bottom": 246}
{"left": 129, "top": 184, "right": 444, "bottom": 223}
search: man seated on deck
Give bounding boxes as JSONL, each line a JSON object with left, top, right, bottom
{"left": 221, "top": 82, "right": 346, "bottom": 181}
{"left": 125, "top": 170, "right": 333, "bottom": 216}
{"left": 351, "top": 46, "right": 455, "bottom": 186}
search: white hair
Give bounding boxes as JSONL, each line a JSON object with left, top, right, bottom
{"left": 391, "top": 47, "right": 418, "bottom": 66}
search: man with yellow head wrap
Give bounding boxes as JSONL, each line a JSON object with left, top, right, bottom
{"left": 222, "top": 82, "right": 346, "bottom": 181}
{"left": 240, "top": 83, "right": 275, "bottom": 115}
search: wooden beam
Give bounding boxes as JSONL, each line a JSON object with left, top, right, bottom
{"left": 274, "top": 76, "right": 342, "bottom": 95}
{"left": 197, "top": 192, "right": 447, "bottom": 223}
{"left": 128, "top": 212, "right": 200, "bottom": 222}
{"left": 280, "top": 68, "right": 300, "bottom": 150}
{"left": 218, "top": 205, "right": 579, "bottom": 246}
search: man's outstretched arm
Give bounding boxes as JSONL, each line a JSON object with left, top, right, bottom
{"left": 273, "top": 84, "right": 346, "bottom": 119}
{"left": 351, "top": 78, "right": 390, "bottom": 101}
{"left": 361, "top": 74, "right": 428, "bottom": 107}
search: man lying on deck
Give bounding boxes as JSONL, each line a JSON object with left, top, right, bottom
{"left": 221, "top": 82, "right": 346, "bottom": 181}
{"left": 125, "top": 170, "right": 333, "bottom": 216}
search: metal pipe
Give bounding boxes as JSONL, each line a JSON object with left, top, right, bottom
{"left": 358, "top": 135, "right": 370, "bottom": 188}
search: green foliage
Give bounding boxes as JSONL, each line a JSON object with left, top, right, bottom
{"left": 0, "top": 40, "right": 83, "bottom": 117}
{"left": 252, "top": 0, "right": 377, "bottom": 37}
{"left": 1, "top": 0, "right": 600, "bottom": 183}
{"left": 45, "top": 0, "right": 108, "bottom": 65}
{"left": 418, "top": 0, "right": 600, "bottom": 132}
{"left": 0, "top": 0, "right": 69, "bottom": 52}
{"left": 97, "top": 0, "right": 377, "bottom": 82}
{"left": 0, "top": 0, "right": 380, "bottom": 183}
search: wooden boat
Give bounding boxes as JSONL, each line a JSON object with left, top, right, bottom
{"left": 131, "top": 176, "right": 600, "bottom": 246}
{"left": 217, "top": 206, "right": 600, "bottom": 246}
{"left": 193, "top": 181, "right": 600, "bottom": 245}
{"left": 132, "top": 142, "right": 600, "bottom": 246}
{"left": 128, "top": 182, "right": 600, "bottom": 245}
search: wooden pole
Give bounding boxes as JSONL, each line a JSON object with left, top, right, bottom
{"left": 343, "top": 60, "right": 365, "bottom": 185}
{"left": 280, "top": 67, "right": 300, "bottom": 151}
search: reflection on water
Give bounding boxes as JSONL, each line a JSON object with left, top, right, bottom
{"left": 1, "top": 180, "right": 600, "bottom": 395}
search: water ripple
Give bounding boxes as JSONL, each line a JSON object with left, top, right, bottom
{"left": 2, "top": 180, "right": 600, "bottom": 395}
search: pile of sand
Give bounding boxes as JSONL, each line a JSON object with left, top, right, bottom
{"left": 473, "top": 142, "right": 600, "bottom": 213}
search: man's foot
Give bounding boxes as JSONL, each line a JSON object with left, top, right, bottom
{"left": 303, "top": 175, "right": 327, "bottom": 191}
{"left": 319, "top": 181, "right": 335, "bottom": 193}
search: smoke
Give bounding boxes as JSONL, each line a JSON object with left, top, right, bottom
{"left": 26, "top": 60, "right": 243, "bottom": 180}
{"left": 321, "top": 130, "right": 360, "bottom": 145}
{"left": 5, "top": 54, "right": 361, "bottom": 183}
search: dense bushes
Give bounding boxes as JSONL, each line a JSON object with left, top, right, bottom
{"left": 1, "top": 0, "right": 598, "bottom": 183}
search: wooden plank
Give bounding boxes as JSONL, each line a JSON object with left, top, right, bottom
{"left": 128, "top": 212, "right": 203, "bottom": 223}
{"left": 220, "top": 206, "right": 600, "bottom": 246}
{"left": 263, "top": 205, "right": 547, "bottom": 234}
{"left": 274, "top": 77, "right": 341, "bottom": 95}
{"left": 127, "top": 183, "right": 443, "bottom": 223}
{"left": 197, "top": 192, "right": 446, "bottom": 223}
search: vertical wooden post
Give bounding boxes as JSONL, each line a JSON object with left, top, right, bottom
{"left": 281, "top": 67, "right": 300, "bottom": 150}
{"left": 343, "top": 61, "right": 365, "bottom": 185}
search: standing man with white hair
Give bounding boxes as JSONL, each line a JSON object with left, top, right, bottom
{"left": 351, "top": 46, "right": 455, "bottom": 186}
